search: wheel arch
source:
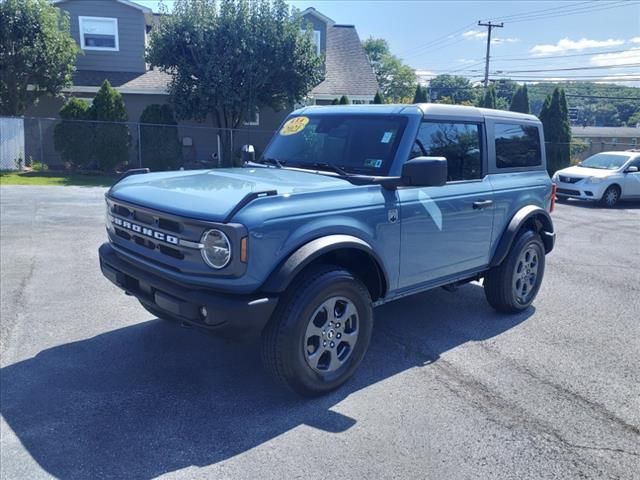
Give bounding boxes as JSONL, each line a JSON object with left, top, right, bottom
{"left": 261, "top": 234, "right": 389, "bottom": 301}
{"left": 490, "top": 205, "right": 555, "bottom": 268}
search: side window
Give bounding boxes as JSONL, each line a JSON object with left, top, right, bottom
{"left": 411, "top": 122, "right": 482, "bottom": 182}
{"left": 495, "top": 123, "right": 541, "bottom": 168}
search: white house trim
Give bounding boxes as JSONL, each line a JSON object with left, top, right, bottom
{"left": 79, "top": 16, "right": 119, "bottom": 51}
{"left": 62, "top": 86, "right": 168, "bottom": 95}
{"left": 52, "top": 0, "right": 151, "bottom": 14}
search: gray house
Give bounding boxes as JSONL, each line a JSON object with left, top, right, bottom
{"left": 571, "top": 126, "right": 640, "bottom": 161}
{"left": 25, "top": 0, "right": 377, "bottom": 165}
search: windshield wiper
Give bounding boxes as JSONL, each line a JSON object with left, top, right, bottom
{"left": 308, "top": 162, "right": 351, "bottom": 177}
{"left": 260, "top": 157, "right": 285, "bottom": 168}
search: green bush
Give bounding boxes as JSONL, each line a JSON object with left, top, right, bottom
{"left": 139, "top": 104, "right": 181, "bottom": 170}
{"left": 91, "top": 80, "right": 130, "bottom": 172}
{"left": 54, "top": 97, "right": 94, "bottom": 168}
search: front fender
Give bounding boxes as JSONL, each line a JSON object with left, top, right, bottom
{"left": 490, "top": 205, "right": 555, "bottom": 267}
{"left": 261, "top": 234, "right": 389, "bottom": 295}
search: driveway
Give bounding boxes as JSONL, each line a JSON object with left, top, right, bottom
{"left": 1, "top": 186, "right": 639, "bottom": 479}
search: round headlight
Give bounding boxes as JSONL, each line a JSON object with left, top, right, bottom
{"left": 201, "top": 229, "right": 231, "bottom": 269}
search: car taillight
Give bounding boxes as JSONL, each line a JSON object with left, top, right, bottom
{"left": 550, "top": 184, "right": 557, "bottom": 213}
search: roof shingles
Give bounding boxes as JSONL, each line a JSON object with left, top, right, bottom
{"left": 311, "top": 25, "right": 378, "bottom": 98}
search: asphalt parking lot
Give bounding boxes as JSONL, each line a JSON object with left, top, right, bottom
{"left": 1, "top": 185, "right": 639, "bottom": 479}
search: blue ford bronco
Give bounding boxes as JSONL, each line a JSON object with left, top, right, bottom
{"left": 99, "top": 104, "right": 556, "bottom": 396}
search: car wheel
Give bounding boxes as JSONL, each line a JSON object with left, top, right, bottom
{"left": 484, "top": 230, "right": 546, "bottom": 313}
{"left": 601, "top": 185, "right": 620, "bottom": 208}
{"left": 261, "top": 265, "right": 373, "bottom": 396}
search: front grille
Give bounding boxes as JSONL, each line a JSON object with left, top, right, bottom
{"left": 559, "top": 175, "right": 581, "bottom": 184}
{"left": 557, "top": 188, "right": 581, "bottom": 195}
{"left": 107, "top": 199, "right": 203, "bottom": 271}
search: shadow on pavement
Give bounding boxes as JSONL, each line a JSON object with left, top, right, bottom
{"left": 557, "top": 198, "right": 640, "bottom": 209}
{"left": 1, "top": 284, "right": 532, "bottom": 479}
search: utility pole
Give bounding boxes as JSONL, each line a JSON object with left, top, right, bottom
{"left": 478, "top": 21, "right": 503, "bottom": 89}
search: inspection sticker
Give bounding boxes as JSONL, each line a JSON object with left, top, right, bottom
{"left": 280, "top": 116, "right": 309, "bottom": 136}
{"left": 381, "top": 131, "right": 394, "bottom": 144}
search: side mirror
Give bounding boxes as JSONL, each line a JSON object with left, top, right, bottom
{"left": 626, "top": 165, "right": 638, "bottom": 173}
{"left": 401, "top": 156, "right": 448, "bottom": 187}
{"left": 241, "top": 144, "right": 255, "bottom": 164}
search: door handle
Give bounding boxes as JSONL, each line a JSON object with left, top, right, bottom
{"left": 473, "top": 199, "right": 493, "bottom": 209}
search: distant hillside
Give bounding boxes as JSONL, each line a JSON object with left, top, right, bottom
{"left": 527, "top": 82, "right": 640, "bottom": 127}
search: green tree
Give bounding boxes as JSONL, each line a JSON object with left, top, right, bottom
{"left": 53, "top": 98, "right": 94, "bottom": 168}
{"left": 139, "top": 104, "right": 181, "bottom": 170}
{"left": 0, "top": 0, "right": 78, "bottom": 115}
{"left": 429, "top": 75, "right": 476, "bottom": 104}
{"left": 362, "top": 37, "right": 416, "bottom": 102}
{"left": 412, "top": 84, "right": 427, "bottom": 103}
{"left": 90, "top": 80, "right": 130, "bottom": 172}
{"left": 373, "top": 91, "right": 384, "bottom": 104}
{"left": 331, "top": 98, "right": 340, "bottom": 105}
{"left": 147, "top": 0, "right": 323, "bottom": 166}
{"left": 510, "top": 84, "right": 530, "bottom": 114}
{"left": 479, "top": 86, "right": 497, "bottom": 109}
{"left": 539, "top": 87, "right": 571, "bottom": 174}
{"left": 627, "top": 110, "right": 640, "bottom": 127}
{"left": 493, "top": 78, "right": 519, "bottom": 106}
{"left": 339, "top": 95, "right": 350, "bottom": 105}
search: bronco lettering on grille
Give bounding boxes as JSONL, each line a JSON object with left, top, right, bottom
{"left": 111, "top": 216, "right": 179, "bottom": 245}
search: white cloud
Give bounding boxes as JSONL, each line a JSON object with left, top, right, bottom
{"left": 462, "top": 29, "right": 487, "bottom": 40}
{"left": 630, "top": 37, "right": 640, "bottom": 44}
{"left": 590, "top": 48, "right": 640, "bottom": 66}
{"left": 415, "top": 70, "right": 436, "bottom": 81}
{"left": 463, "top": 30, "right": 518, "bottom": 45}
{"left": 492, "top": 37, "right": 519, "bottom": 45}
{"left": 529, "top": 38, "right": 625, "bottom": 56}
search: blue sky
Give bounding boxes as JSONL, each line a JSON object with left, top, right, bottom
{"left": 140, "top": 0, "right": 640, "bottom": 84}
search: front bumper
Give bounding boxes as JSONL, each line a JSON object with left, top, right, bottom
{"left": 553, "top": 180, "right": 606, "bottom": 201}
{"left": 99, "top": 242, "right": 278, "bottom": 336}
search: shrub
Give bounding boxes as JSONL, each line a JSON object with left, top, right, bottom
{"left": 90, "top": 80, "right": 130, "bottom": 172}
{"left": 54, "top": 97, "right": 94, "bottom": 168}
{"left": 139, "top": 104, "right": 181, "bottom": 170}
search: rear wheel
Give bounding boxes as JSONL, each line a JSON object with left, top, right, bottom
{"left": 484, "top": 230, "right": 545, "bottom": 313}
{"left": 261, "top": 265, "right": 373, "bottom": 396}
{"left": 601, "top": 185, "right": 620, "bottom": 208}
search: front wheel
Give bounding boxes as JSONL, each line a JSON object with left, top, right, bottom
{"left": 261, "top": 265, "right": 373, "bottom": 396}
{"left": 601, "top": 185, "right": 620, "bottom": 208}
{"left": 484, "top": 230, "right": 546, "bottom": 313}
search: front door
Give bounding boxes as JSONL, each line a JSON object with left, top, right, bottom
{"left": 398, "top": 121, "right": 494, "bottom": 289}
{"left": 623, "top": 158, "right": 640, "bottom": 198}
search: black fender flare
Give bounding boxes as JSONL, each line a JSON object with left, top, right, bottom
{"left": 261, "top": 234, "right": 389, "bottom": 296}
{"left": 490, "top": 205, "right": 555, "bottom": 267}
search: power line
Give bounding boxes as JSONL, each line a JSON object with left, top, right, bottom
{"left": 491, "top": 49, "right": 635, "bottom": 62}
{"left": 565, "top": 94, "right": 640, "bottom": 100}
{"left": 497, "top": 1, "right": 637, "bottom": 24}
{"left": 487, "top": 1, "right": 595, "bottom": 22}
{"left": 493, "top": 63, "right": 640, "bottom": 74}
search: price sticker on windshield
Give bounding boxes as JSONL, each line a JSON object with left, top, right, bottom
{"left": 280, "top": 116, "right": 309, "bottom": 136}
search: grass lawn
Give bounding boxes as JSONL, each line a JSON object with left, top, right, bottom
{"left": 0, "top": 171, "right": 115, "bottom": 187}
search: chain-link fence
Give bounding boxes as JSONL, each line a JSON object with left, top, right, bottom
{"left": 1, "top": 116, "right": 276, "bottom": 172}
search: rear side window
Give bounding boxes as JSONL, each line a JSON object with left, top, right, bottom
{"left": 494, "top": 123, "right": 541, "bottom": 168}
{"left": 411, "top": 122, "right": 482, "bottom": 181}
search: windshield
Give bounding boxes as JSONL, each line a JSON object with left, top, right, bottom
{"left": 580, "top": 153, "right": 631, "bottom": 170}
{"left": 262, "top": 114, "right": 408, "bottom": 176}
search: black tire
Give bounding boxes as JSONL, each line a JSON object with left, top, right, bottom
{"left": 261, "top": 265, "right": 373, "bottom": 396}
{"left": 139, "top": 300, "right": 180, "bottom": 323}
{"left": 600, "top": 185, "right": 621, "bottom": 208}
{"left": 484, "top": 230, "right": 546, "bottom": 313}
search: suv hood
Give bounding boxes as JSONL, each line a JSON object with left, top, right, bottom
{"left": 108, "top": 167, "right": 350, "bottom": 222}
{"left": 556, "top": 165, "right": 619, "bottom": 179}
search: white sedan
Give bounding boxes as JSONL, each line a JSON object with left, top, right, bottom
{"left": 552, "top": 151, "right": 640, "bottom": 207}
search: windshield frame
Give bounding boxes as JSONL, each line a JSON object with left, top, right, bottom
{"left": 261, "top": 113, "right": 411, "bottom": 177}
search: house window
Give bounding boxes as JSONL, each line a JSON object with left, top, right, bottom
{"left": 79, "top": 16, "right": 119, "bottom": 51}
{"left": 243, "top": 107, "right": 260, "bottom": 126}
{"left": 313, "top": 30, "right": 321, "bottom": 55}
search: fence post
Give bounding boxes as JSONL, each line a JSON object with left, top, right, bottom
{"left": 230, "top": 129, "right": 234, "bottom": 166}
{"left": 137, "top": 123, "right": 142, "bottom": 168}
{"left": 38, "top": 118, "right": 44, "bottom": 166}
